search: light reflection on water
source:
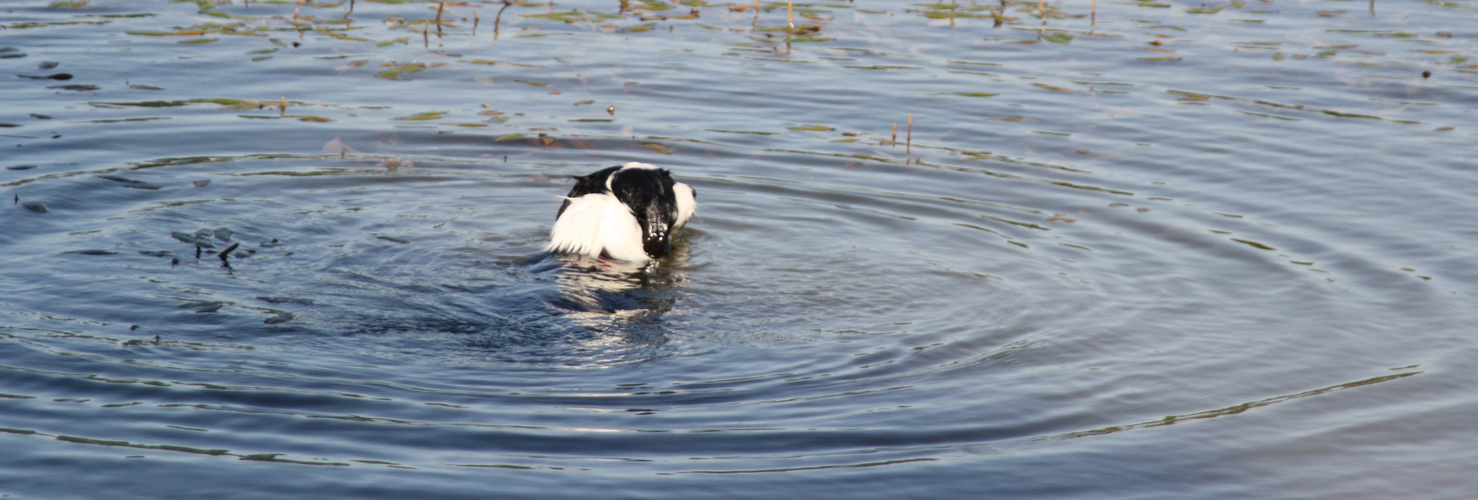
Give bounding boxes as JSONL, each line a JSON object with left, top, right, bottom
{"left": 2, "top": 0, "right": 1477, "bottom": 498}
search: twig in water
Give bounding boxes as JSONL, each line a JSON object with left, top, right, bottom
{"left": 907, "top": 114, "right": 913, "bottom": 152}
{"left": 435, "top": 2, "right": 445, "bottom": 37}
{"left": 279, "top": 97, "right": 287, "bottom": 118}
{"left": 788, "top": 1, "right": 795, "bottom": 30}
{"left": 891, "top": 122, "right": 897, "bottom": 146}
{"left": 494, "top": 0, "right": 513, "bottom": 41}
{"left": 219, "top": 242, "right": 240, "bottom": 264}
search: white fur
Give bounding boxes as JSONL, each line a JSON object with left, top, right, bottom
{"left": 547, "top": 162, "right": 695, "bottom": 263}
{"left": 673, "top": 182, "right": 695, "bottom": 231}
{"left": 546, "top": 192, "right": 649, "bottom": 262}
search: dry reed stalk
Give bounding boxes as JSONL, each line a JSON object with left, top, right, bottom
{"left": 435, "top": 2, "right": 445, "bottom": 36}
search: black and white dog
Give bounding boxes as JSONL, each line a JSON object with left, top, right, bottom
{"left": 547, "top": 162, "right": 696, "bottom": 262}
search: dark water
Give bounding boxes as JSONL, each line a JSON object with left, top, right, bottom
{"left": 3, "top": 0, "right": 1477, "bottom": 497}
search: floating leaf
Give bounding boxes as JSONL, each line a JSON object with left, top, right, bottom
{"left": 190, "top": 98, "right": 253, "bottom": 107}
{"left": 375, "top": 62, "right": 443, "bottom": 80}
{"left": 298, "top": 115, "right": 333, "bottom": 122}
{"left": 47, "top": 84, "right": 100, "bottom": 91}
{"left": 1042, "top": 32, "right": 1074, "bottom": 44}
{"left": 515, "top": 80, "right": 549, "bottom": 87}
{"left": 1033, "top": 82, "right": 1074, "bottom": 92}
{"left": 525, "top": 10, "right": 624, "bottom": 22}
{"left": 1186, "top": 4, "right": 1225, "bottom": 14}
{"left": 16, "top": 73, "right": 72, "bottom": 80}
{"left": 258, "top": 297, "right": 314, "bottom": 306}
{"left": 1231, "top": 238, "right": 1276, "bottom": 251}
{"left": 494, "top": 133, "right": 526, "bottom": 142}
{"left": 391, "top": 111, "right": 447, "bottom": 121}
{"left": 619, "top": 23, "right": 658, "bottom": 33}
{"left": 788, "top": 125, "right": 834, "bottom": 132}
{"left": 642, "top": 143, "right": 673, "bottom": 155}
{"left": 98, "top": 174, "right": 147, "bottom": 184}
{"left": 62, "top": 248, "right": 118, "bottom": 255}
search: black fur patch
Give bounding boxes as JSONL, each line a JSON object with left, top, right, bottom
{"left": 556, "top": 165, "right": 621, "bottom": 218}
{"left": 609, "top": 167, "right": 679, "bottom": 258}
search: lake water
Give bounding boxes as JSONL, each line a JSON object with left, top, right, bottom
{"left": 2, "top": 0, "right": 1476, "bottom": 497}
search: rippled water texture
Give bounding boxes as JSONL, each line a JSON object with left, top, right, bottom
{"left": 2, "top": 0, "right": 1477, "bottom": 498}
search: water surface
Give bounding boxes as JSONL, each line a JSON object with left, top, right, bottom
{"left": 2, "top": 0, "right": 1477, "bottom": 498}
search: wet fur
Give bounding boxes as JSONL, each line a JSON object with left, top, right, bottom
{"left": 548, "top": 162, "right": 696, "bottom": 262}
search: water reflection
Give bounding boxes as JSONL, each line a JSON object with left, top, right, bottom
{"left": 440, "top": 252, "right": 692, "bottom": 366}
{"left": 545, "top": 247, "right": 689, "bottom": 320}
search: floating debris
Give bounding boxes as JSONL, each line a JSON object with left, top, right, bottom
{"left": 258, "top": 297, "right": 314, "bottom": 306}
{"left": 47, "top": 84, "right": 100, "bottom": 91}
{"left": 16, "top": 73, "right": 73, "bottom": 80}
{"left": 63, "top": 249, "right": 119, "bottom": 255}
{"left": 22, "top": 202, "right": 47, "bottom": 213}
{"left": 171, "top": 231, "right": 214, "bottom": 248}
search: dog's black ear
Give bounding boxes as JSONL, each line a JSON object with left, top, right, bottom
{"left": 557, "top": 166, "right": 623, "bottom": 219}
